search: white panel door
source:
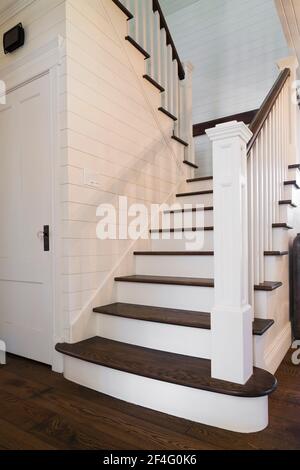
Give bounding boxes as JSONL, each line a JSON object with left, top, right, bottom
{"left": 0, "top": 74, "right": 53, "bottom": 365}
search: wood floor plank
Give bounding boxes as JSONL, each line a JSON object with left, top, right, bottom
{"left": 0, "top": 350, "right": 299, "bottom": 450}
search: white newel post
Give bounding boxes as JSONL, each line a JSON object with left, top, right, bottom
{"left": 180, "top": 61, "right": 195, "bottom": 164}
{"left": 277, "top": 56, "right": 300, "bottom": 165}
{"left": 206, "top": 121, "right": 253, "bottom": 384}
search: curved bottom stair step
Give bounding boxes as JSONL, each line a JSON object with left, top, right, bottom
{"left": 55, "top": 337, "right": 277, "bottom": 398}
{"left": 93, "top": 302, "right": 274, "bottom": 336}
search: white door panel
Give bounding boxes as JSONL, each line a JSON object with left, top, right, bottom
{"left": 0, "top": 74, "right": 52, "bottom": 364}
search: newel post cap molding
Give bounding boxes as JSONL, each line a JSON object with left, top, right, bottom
{"left": 206, "top": 120, "right": 253, "bottom": 144}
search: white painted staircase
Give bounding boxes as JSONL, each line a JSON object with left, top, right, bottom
{"left": 56, "top": 0, "right": 300, "bottom": 434}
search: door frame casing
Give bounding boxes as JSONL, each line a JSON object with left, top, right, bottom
{"left": 0, "top": 36, "right": 65, "bottom": 371}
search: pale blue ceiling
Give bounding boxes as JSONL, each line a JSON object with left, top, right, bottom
{"left": 160, "top": 0, "right": 201, "bottom": 16}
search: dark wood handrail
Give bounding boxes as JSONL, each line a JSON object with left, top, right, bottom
{"left": 193, "top": 109, "right": 258, "bottom": 137}
{"left": 247, "top": 68, "right": 290, "bottom": 153}
{"left": 152, "top": 0, "right": 185, "bottom": 80}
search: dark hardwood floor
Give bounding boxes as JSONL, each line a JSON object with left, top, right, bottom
{"left": 0, "top": 350, "right": 299, "bottom": 450}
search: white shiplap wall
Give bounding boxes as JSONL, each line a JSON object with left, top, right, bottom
{"left": 161, "top": 0, "right": 290, "bottom": 175}
{"left": 63, "top": 0, "right": 185, "bottom": 340}
{"left": 0, "top": 0, "right": 186, "bottom": 343}
{"left": 0, "top": 0, "right": 66, "bottom": 66}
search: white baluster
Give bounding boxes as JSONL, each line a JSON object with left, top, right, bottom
{"left": 160, "top": 29, "right": 168, "bottom": 110}
{"left": 138, "top": 0, "right": 147, "bottom": 49}
{"left": 145, "top": 2, "right": 154, "bottom": 77}
{"left": 248, "top": 150, "right": 255, "bottom": 309}
{"left": 173, "top": 60, "right": 179, "bottom": 133}
{"left": 277, "top": 56, "right": 300, "bottom": 166}
{"left": 279, "top": 91, "right": 284, "bottom": 203}
{"left": 271, "top": 109, "right": 276, "bottom": 227}
{"left": 153, "top": 12, "right": 161, "bottom": 84}
{"left": 253, "top": 140, "right": 260, "bottom": 285}
{"left": 274, "top": 101, "right": 280, "bottom": 222}
{"left": 128, "top": 0, "right": 138, "bottom": 39}
{"left": 266, "top": 116, "right": 272, "bottom": 251}
{"left": 259, "top": 127, "right": 265, "bottom": 282}
{"left": 167, "top": 45, "right": 174, "bottom": 114}
{"left": 180, "top": 62, "right": 195, "bottom": 164}
{"left": 263, "top": 120, "right": 269, "bottom": 251}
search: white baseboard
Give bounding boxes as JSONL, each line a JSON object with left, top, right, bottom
{"left": 264, "top": 322, "right": 292, "bottom": 374}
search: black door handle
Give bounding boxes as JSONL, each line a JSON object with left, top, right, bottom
{"left": 43, "top": 225, "right": 50, "bottom": 252}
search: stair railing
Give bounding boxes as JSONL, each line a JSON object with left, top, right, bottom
{"left": 206, "top": 56, "right": 299, "bottom": 385}
{"left": 117, "top": 0, "right": 195, "bottom": 164}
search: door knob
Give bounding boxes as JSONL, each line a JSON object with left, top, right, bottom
{"left": 37, "top": 226, "right": 50, "bottom": 251}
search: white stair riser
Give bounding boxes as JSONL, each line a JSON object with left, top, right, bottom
{"left": 265, "top": 255, "right": 289, "bottom": 282}
{"left": 288, "top": 168, "right": 299, "bottom": 181}
{"left": 136, "top": 254, "right": 286, "bottom": 280}
{"left": 63, "top": 355, "right": 269, "bottom": 433}
{"left": 255, "top": 285, "right": 288, "bottom": 319}
{"left": 279, "top": 205, "right": 293, "bottom": 226}
{"left": 96, "top": 313, "right": 211, "bottom": 358}
{"left": 135, "top": 255, "right": 214, "bottom": 278}
{"left": 162, "top": 210, "right": 214, "bottom": 227}
{"left": 176, "top": 193, "right": 213, "bottom": 206}
{"left": 284, "top": 185, "right": 298, "bottom": 205}
{"left": 151, "top": 231, "right": 214, "bottom": 251}
{"left": 96, "top": 312, "right": 272, "bottom": 368}
{"left": 117, "top": 281, "right": 214, "bottom": 311}
{"left": 272, "top": 227, "right": 290, "bottom": 252}
{"left": 117, "top": 280, "right": 273, "bottom": 314}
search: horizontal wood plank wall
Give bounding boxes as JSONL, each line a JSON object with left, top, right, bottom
{"left": 161, "top": 0, "right": 290, "bottom": 124}
{"left": 0, "top": 0, "right": 66, "bottom": 67}
{"left": 63, "top": 0, "right": 182, "bottom": 334}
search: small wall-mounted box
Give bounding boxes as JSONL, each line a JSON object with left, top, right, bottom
{"left": 3, "top": 23, "right": 25, "bottom": 54}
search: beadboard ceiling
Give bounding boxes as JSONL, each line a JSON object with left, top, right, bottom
{"left": 160, "top": 0, "right": 200, "bottom": 15}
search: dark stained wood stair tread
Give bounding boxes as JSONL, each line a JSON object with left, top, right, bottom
{"left": 272, "top": 223, "right": 293, "bottom": 229}
{"left": 264, "top": 251, "right": 289, "bottom": 256}
{"left": 288, "top": 164, "right": 300, "bottom": 170}
{"left": 158, "top": 107, "right": 177, "bottom": 121}
{"left": 182, "top": 160, "right": 198, "bottom": 169}
{"left": 254, "top": 281, "right": 283, "bottom": 291}
{"left": 150, "top": 226, "right": 214, "bottom": 233}
{"left": 279, "top": 200, "right": 297, "bottom": 207}
{"left": 164, "top": 206, "right": 214, "bottom": 214}
{"left": 143, "top": 74, "right": 164, "bottom": 92}
{"left": 125, "top": 36, "right": 150, "bottom": 59}
{"left": 171, "top": 135, "right": 188, "bottom": 146}
{"left": 115, "top": 275, "right": 214, "bottom": 287}
{"left": 134, "top": 251, "right": 214, "bottom": 256}
{"left": 116, "top": 275, "right": 282, "bottom": 290}
{"left": 187, "top": 176, "right": 213, "bottom": 183}
{"left": 176, "top": 190, "right": 213, "bottom": 197}
{"left": 112, "top": 0, "right": 133, "bottom": 19}
{"left": 93, "top": 302, "right": 274, "bottom": 335}
{"left": 284, "top": 180, "right": 300, "bottom": 189}
{"left": 55, "top": 337, "right": 277, "bottom": 398}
